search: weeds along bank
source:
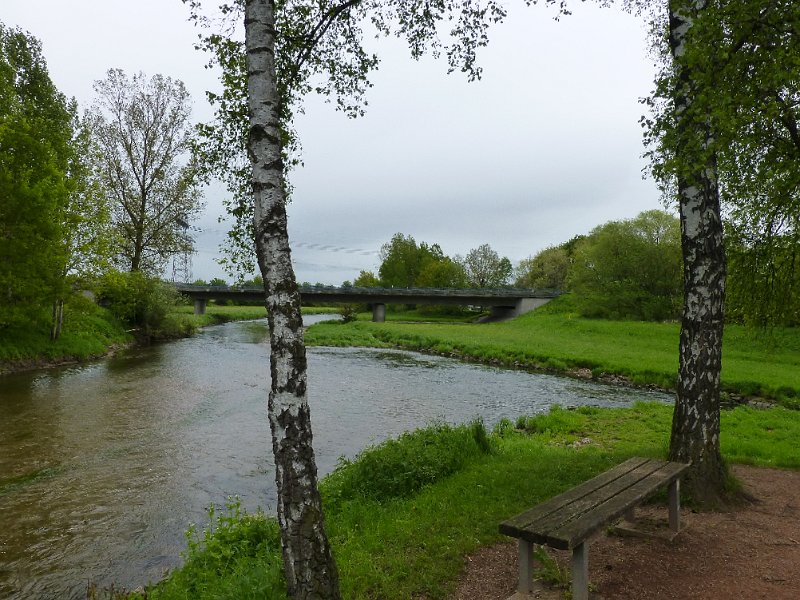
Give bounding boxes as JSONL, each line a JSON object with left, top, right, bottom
{"left": 105, "top": 403, "right": 800, "bottom": 600}
{"left": 305, "top": 303, "right": 800, "bottom": 409}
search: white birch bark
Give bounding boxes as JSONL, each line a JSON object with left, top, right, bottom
{"left": 244, "top": 1, "right": 340, "bottom": 597}
{"left": 667, "top": 0, "right": 728, "bottom": 502}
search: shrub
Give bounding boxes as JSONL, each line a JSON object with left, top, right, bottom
{"left": 323, "top": 420, "right": 493, "bottom": 505}
{"left": 152, "top": 500, "right": 286, "bottom": 600}
{"left": 96, "top": 270, "right": 181, "bottom": 335}
{"left": 338, "top": 303, "right": 359, "bottom": 323}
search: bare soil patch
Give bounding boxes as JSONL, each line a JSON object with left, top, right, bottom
{"left": 450, "top": 465, "right": 800, "bottom": 599}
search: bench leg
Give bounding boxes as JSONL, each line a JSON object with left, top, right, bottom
{"left": 571, "top": 541, "right": 589, "bottom": 600}
{"left": 668, "top": 478, "right": 681, "bottom": 532}
{"left": 518, "top": 539, "right": 534, "bottom": 593}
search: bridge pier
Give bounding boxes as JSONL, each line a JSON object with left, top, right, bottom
{"left": 372, "top": 303, "right": 386, "bottom": 323}
{"left": 194, "top": 298, "right": 207, "bottom": 315}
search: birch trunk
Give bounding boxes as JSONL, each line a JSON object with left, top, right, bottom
{"left": 667, "top": 0, "right": 728, "bottom": 503}
{"left": 244, "top": 1, "right": 341, "bottom": 597}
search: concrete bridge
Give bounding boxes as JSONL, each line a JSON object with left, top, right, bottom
{"left": 175, "top": 284, "right": 559, "bottom": 322}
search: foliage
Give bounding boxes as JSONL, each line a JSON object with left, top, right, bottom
{"left": 642, "top": 1, "right": 800, "bottom": 328}
{"left": 0, "top": 23, "right": 76, "bottom": 329}
{"left": 378, "top": 233, "right": 465, "bottom": 288}
{"left": 87, "top": 69, "right": 204, "bottom": 274}
{"left": 151, "top": 500, "right": 287, "bottom": 600}
{"left": 323, "top": 421, "right": 493, "bottom": 506}
{"left": 566, "top": 210, "right": 682, "bottom": 321}
{"left": 96, "top": 270, "right": 182, "bottom": 336}
{"left": 0, "top": 292, "right": 132, "bottom": 367}
{"left": 726, "top": 219, "right": 800, "bottom": 327}
{"left": 353, "top": 270, "right": 380, "bottom": 287}
{"left": 515, "top": 245, "right": 570, "bottom": 290}
{"left": 457, "top": 243, "right": 512, "bottom": 288}
{"left": 338, "top": 303, "right": 358, "bottom": 323}
{"left": 62, "top": 115, "right": 115, "bottom": 279}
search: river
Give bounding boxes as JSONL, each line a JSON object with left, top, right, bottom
{"left": 0, "top": 316, "right": 672, "bottom": 599}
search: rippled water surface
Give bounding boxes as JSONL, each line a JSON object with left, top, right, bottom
{"left": 0, "top": 316, "right": 671, "bottom": 598}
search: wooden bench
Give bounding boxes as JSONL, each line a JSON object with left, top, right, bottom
{"left": 499, "top": 457, "right": 690, "bottom": 600}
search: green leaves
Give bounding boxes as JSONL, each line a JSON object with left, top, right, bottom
{"left": 566, "top": 210, "right": 682, "bottom": 321}
{"left": 643, "top": 1, "right": 800, "bottom": 327}
{"left": 184, "top": 1, "right": 533, "bottom": 280}
{"left": 0, "top": 23, "right": 75, "bottom": 328}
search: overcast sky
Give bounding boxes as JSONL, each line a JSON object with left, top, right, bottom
{"left": 3, "top": 0, "right": 668, "bottom": 285}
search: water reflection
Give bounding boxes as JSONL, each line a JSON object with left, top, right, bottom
{"left": 0, "top": 316, "right": 671, "bottom": 598}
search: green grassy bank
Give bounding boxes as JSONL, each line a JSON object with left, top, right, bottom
{"left": 113, "top": 402, "right": 800, "bottom": 600}
{"left": 0, "top": 302, "right": 333, "bottom": 375}
{"left": 0, "top": 295, "right": 134, "bottom": 371}
{"left": 305, "top": 302, "right": 800, "bottom": 408}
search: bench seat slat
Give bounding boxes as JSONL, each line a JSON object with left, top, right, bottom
{"left": 499, "top": 457, "right": 649, "bottom": 539}
{"left": 529, "top": 460, "right": 668, "bottom": 536}
{"left": 499, "top": 458, "right": 690, "bottom": 550}
{"left": 554, "top": 461, "right": 689, "bottom": 548}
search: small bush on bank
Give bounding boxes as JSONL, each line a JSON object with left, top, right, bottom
{"left": 96, "top": 270, "right": 181, "bottom": 337}
{"left": 338, "top": 303, "right": 359, "bottom": 323}
{"left": 322, "top": 420, "right": 493, "bottom": 505}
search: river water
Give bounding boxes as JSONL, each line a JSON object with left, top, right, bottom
{"left": 0, "top": 316, "right": 672, "bottom": 599}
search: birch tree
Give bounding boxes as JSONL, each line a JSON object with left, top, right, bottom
{"left": 188, "top": 1, "right": 571, "bottom": 597}
{"left": 644, "top": 0, "right": 800, "bottom": 501}
{"left": 665, "top": 0, "right": 727, "bottom": 501}
{"left": 244, "top": 2, "right": 339, "bottom": 595}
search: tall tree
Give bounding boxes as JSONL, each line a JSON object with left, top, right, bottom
{"left": 0, "top": 23, "right": 74, "bottom": 330}
{"left": 666, "top": 0, "right": 728, "bottom": 503}
{"left": 515, "top": 245, "right": 570, "bottom": 290}
{"left": 644, "top": 0, "right": 800, "bottom": 501}
{"left": 205, "top": 1, "right": 568, "bottom": 597}
{"left": 377, "top": 233, "right": 464, "bottom": 288}
{"left": 459, "top": 243, "right": 512, "bottom": 288}
{"left": 88, "top": 69, "right": 204, "bottom": 274}
{"left": 245, "top": 2, "right": 340, "bottom": 596}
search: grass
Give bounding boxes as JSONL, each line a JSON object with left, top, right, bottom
{"left": 0, "top": 295, "right": 132, "bottom": 368}
{"left": 306, "top": 297, "right": 800, "bottom": 407}
{"left": 111, "top": 402, "right": 800, "bottom": 600}
{"left": 167, "top": 304, "right": 269, "bottom": 333}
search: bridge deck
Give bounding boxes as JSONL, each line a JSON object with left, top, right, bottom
{"left": 174, "top": 284, "right": 560, "bottom": 321}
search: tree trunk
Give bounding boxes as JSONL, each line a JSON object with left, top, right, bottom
{"left": 50, "top": 298, "right": 64, "bottom": 341}
{"left": 244, "top": 1, "right": 341, "bottom": 598}
{"left": 667, "top": 0, "right": 729, "bottom": 504}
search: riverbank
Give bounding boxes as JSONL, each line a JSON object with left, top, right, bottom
{"left": 108, "top": 402, "right": 800, "bottom": 600}
{"left": 0, "top": 297, "right": 134, "bottom": 376}
{"left": 305, "top": 302, "right": 800, "bottom": 408}
{"left": 0, "top": 303, "right": 341, "bottom": 376}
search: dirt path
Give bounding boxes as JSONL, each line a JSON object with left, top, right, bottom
{"left": 450, "top": 465, "right": 800, "bottom": 599}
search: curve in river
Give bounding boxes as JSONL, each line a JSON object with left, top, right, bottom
{"left": 0, "top": 316, "right": 672, "bottom": 599}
